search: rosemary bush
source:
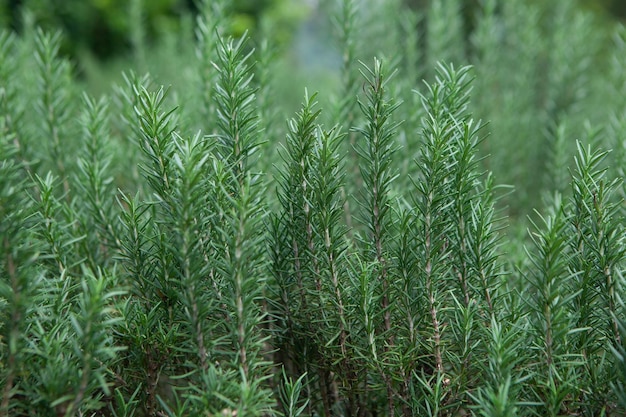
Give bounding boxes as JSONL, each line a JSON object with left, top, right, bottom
{"left": 1, "top": 1, "right": 626, "bottom": 416}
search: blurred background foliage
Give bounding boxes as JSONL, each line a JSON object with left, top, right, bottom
{"left": 1, "top": 0, "right": 624, "bottom": 63}
{"left": 0, "top": 0, "right": 308, "bottom": 57}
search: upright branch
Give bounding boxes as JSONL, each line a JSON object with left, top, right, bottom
{"left": 211, "top": 30, "right": 272, "bottom": 413}
{"left": 0, "top": 32, "right": 26, "bottom": 163}
{"left": 331, "top": 0, "right": 361, "bottom": 233}
{"left": 168, "top": 132, "right": 214, "bottom": 374}
{"left": 525, "top": 195, "right": 580, "bottom": 415}
{"left": 213, "top": 34, "right": 259, "bottom": 188}
{"left": 34, "top": 29, "right": 74, "bottom": 195}
{"left": 218, "top": 173, "right": 268, "bottom": 382}
{"left": 195, "top": 0, "right": 229, "bottom": 125}
{"left": 413, "top": 64, "right": 474, "bottom": 376}
{"left": 314, "top": 126, "right": 349, "bottom": 356}
{"left": 334, "top": 0, "right": 359, "bottom": 125}
{"left": 75, "top": 94, "right": 121, "bottom": 266}
{"left": 133, "top": 86, "right": 177, "bottom": 205}
{"left": 0, "top": 127, "right": 40, "bottom": 417}
{"left": 570, "top": 142, "right": 624, "bottom": 351}
{"left": 353, "top": 58, "right": 401, "bottom": 416}
{"left": 310, "top": 126, "right": 355, "bottom": 413}
{"left": 354, "top": 58, "right": 401, "bottom": 334}
{"left": 276, "top": 93, "right": 321, "bottom": 334}
{"left": 568, "top": 141, "right": 625, "bottom": 409}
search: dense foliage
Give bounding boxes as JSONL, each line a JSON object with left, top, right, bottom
{"left": 1, "top": 0, "right": 626, "bottom": 416}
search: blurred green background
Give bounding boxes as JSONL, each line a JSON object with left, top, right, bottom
{"left": 1, "top": 0, "right": 623, "bottom": 130}
{"left": 0, "top": 0, "right": 282, "bottom": 55}
{"left": 0, "top": 0, "right": 305, "bottom": 58}
{"left": 0, "top": 0, "right": 315, "bottom": 98}
{"left": 1, "top": 0, "right": 624, "bottom": 63}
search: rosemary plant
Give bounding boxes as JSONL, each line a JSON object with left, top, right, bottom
{"left": 568, "top": 142, "right": 625, "bottom": 413}
{"left": 0, "top": 106, "right": 40, "bottom": 416}
{"left": 1, "top": 1, "right": 626, "bottom": 415}
{"left": 524, "top": 195, "right": 580, "bottom": 415}
{"left": 33, "top": 29, "right": 75, "bottom": 195}
{"left": 353, "top": 58, "right": 400, "bottom": 416}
